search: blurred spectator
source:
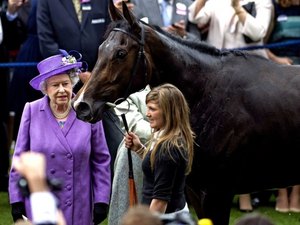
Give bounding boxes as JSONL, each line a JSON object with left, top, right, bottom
{"left": 120, "top": 204, "right": 197, "bottom": 225}
{"left": 120, "top": 204, "right": 163, "bottom": 225}
{"left": 37, "top": 0, "right": 110, "bottom": 81}
{"left": 267, "top": 0, "right": 300, "bottom": 64}
{"left": 9, "top": 0, "right": 44, "bottom": 143}
{"left": 188, "top": 0, "right": 273, "bottom": 57}
{"left": 12, "top": 151, "right": 66, "bottom": 225}
{"left": 114, "top": 0, "right": 201, "bottom": 40}
{"left": 0, "top": 0, "right": 27, "bottom": 192}
{"left": 234, "top": 213, "right": 274, "bottom": 225}
{"left": 266, "top": 1, "right": 300, "bottom": 212}
{"left": 275, "top": 185, "right": 300, "bottom": 213}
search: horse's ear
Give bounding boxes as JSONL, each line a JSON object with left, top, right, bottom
{"left": 109, "top": 0, "right": 123, "bottom": 21}
{"left": 122, "top": 1, "right": 141, "bottom": 33}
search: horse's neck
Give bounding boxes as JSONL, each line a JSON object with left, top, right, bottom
{"left": 147, "top": 33, "right": 221, "bottom": 105}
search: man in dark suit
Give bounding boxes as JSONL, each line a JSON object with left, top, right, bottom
{"left": 37, "top": 0, "right": 110, "bottom": 71}
{"left": 115, "top": 0, "right": 201, "bottom": 40}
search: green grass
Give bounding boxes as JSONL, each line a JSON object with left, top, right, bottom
{"left": 229, "top": 206, "right": 300, "bottom": 225}
{"left": 1, "top": 192, "right": 300, "bottom": 225}
{"left": 229, "top": 196, "right": 300, "bottom": 225}
{"left": 0, "top": 192, "right": 13, "bottom": 225}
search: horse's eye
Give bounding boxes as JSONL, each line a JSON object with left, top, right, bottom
{"left": 115, "top": 49, "right": 127, "bottom": 59}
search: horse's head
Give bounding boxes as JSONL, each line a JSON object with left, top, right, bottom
{"left": 72, "top": 0, "right": 152, "bottom": 123}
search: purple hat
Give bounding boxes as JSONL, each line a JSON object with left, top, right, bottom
{"left": 30, "top": 50, "right": 85, "bottom": 90}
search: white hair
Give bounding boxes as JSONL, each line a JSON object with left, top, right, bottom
{"left": 40, "top": 69, "right": 79, "bottom": 95}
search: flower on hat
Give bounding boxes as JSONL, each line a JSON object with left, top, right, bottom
{"left": 60, "top": 49, "right": 88, "bottom": 75}
{"left": 62, "top": 55, "right": 77, "bottom": 65}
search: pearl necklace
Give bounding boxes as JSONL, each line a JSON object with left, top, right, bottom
{"left": 51, "top": 106, "right": 71, "bottom": 119}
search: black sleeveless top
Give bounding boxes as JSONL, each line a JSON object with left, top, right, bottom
{"left": 142, "top": 144, "right": 188, "bottom": 213}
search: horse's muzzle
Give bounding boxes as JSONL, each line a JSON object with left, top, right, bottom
{"left": 73, "top": 101, "right": 94, "bottom": 122}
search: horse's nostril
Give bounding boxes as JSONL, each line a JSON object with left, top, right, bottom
{"left": 75, "top": 102, "right": 93, "bottom": 121}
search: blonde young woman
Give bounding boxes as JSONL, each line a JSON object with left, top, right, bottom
{"left": 125, "top": 83, "right": 194, "bottom": 215}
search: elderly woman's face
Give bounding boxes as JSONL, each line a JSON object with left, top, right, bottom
{"left": 45, "top": 74, "right": 72, "bottom": 106}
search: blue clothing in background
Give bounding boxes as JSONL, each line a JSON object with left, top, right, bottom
{"left": 9, "top": 0, "right": 43, "bottom": 140}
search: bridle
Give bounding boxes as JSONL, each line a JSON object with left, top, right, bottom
{"left": 112, "top": 23, "right": 148, "bottom": 98}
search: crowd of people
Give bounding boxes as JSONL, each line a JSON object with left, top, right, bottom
{"left": 0, "top": 0, "right": 300, "bottom": 224}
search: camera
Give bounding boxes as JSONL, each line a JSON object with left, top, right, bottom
{"left": 18, "top": 177, "right": 63, "bottom": 197}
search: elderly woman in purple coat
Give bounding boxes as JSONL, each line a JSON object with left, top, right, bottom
{"left": 8, "top": 50, "right": 111, "bottom": 225}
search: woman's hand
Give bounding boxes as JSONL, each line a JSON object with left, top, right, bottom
{"left": 125, "top": 132, "right": 142, "bottom": 152}
{"left": 7, "top": 0, "right": 28, "bottom": 15}
{"left": 266, "top": 49, "right": 293, "bottom": 65}
{"left": 231, "top": 0, "right": 246, "bottom": 22}
{"left": 165, "top": 20, "right": 187, "bottom": 38}
{"left": 231, "top": 0, "right": 241, "bottom": 9}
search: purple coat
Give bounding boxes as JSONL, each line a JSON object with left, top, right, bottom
{"left": 9, "top": 96, "right": 111, "bottom": 225}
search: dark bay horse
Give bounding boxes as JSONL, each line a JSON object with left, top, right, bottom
{"left": 72, "top": 1, "right": 300, "bottom": 225}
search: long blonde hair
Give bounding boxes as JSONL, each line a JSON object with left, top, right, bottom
{"left": 145, "top": 83, "right": 195, "bottom": 174}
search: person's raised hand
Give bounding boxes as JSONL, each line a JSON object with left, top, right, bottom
{"left": 231, "top": 0, "right": 241, "bottom": 9}
{"left": 13, "top": 152, "right": 48, "bottom": 193}
{"left": 7, "top": 0, "right": 28, "bottom": 15}
{"left": 166, "top": 20, "right": 187, "bottom": 38}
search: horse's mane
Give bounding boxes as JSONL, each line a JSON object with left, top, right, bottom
{"left": 152, "top": 24, "right": 248, "bottom": 57}
{"left": 104, "top": 20, "right": 248, "bottom": 58}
